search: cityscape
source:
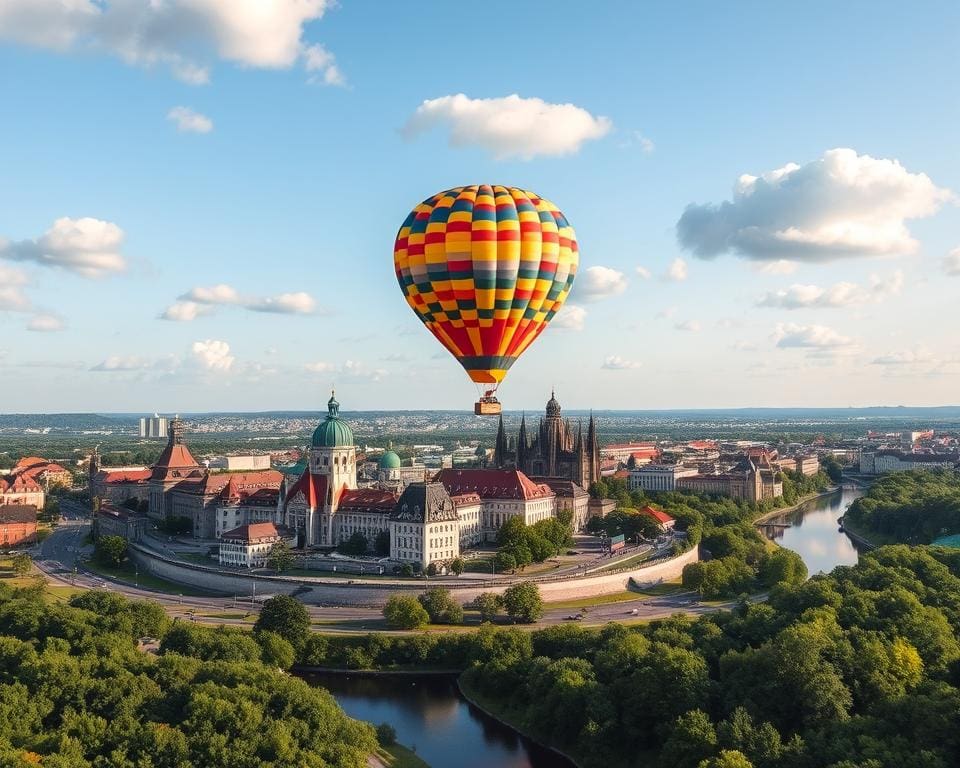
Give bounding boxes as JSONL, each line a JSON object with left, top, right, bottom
{"left": 2, "top": 3, "right": 960, "bottom": 768}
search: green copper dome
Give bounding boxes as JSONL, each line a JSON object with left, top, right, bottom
{"left": 379, "top": 450, "right": 401, "bottom": 470}
{"left": 311, "top": 391, "right": 354, "bottom": 448}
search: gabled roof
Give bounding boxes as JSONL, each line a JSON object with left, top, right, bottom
{"left": 435, "top": 468, "right": 554, "bottom": 501}
{"left": 97, "top": 468, "right": 152, "bottom": 485}
{"left": 392, "top": 482, "right": 458, "bottom": 523}
{"left": 221, "top": 521, "right": 279, "bottom": 542}
{"left": 338, "top": 487, "right": 397, "bottom": 512}
{"left": 0, "top": 505, "right": 38, "bottom": 524}
{"left": 283, "top": 467, "right": 328, "bottom": 511}
{"left": 639, "top": 505, "right": 674, "bottom": 525}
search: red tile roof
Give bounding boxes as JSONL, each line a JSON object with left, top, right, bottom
{"left": 283, "top": 468, "right": 329, "bottom": 510}
{"left": 221, "top": 521, "right": 279, "bottom": 542}
{"left": 151, "top": 441, "right": 201, "bottom": 480}
{"left": 0, "top": 505, "right": 38, "bottom": 524}
{"left": 435, "top": 468, "right": 554, "bottom": 501}
{"left": 98, "top": 468, "right": 153, "bottom": 485}
{"left": 450, "top": 492, "right": 482, "bottom": 505}
{"left": 338, "top": 488, "right": 397, "bottom": 511}
{"left": 639, "top": 505, "right": 674, "bottom": 525}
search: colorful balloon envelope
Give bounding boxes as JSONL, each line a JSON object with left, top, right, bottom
{"left": 393, "top": 185, "right": 579, "bottom": 407}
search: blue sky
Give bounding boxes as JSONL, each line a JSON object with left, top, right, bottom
{"left": 1, "top": 1, "right": 958, "bottom": 412}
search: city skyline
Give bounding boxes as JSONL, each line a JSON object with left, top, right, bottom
{"left": 2, "top": 1, "right": 959, "bottom": 412}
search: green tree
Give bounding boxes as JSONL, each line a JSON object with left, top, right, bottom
{"left": 266, "top": 540, "right": 294, "bottom": 573}
{"left": 450, "top": 556, "right": 465, "bottom": 576}
{"left": 502, "top": 583, "right": 543, "bottom": 623}
{"left": 338, "top": 531, "right": 369, "bottom": 556}
{"left": 660, "top": 709, "right": 719, "bottom": 768}
{"left": 95, "top": 534, "right": 127, "bottom": 567}
{"left": 468, "top": 592, "right": 499, "bottom": 623}
{"left": 257, "top": 630, "right": 296, "bottom": 669}
{"left": 254, "top": 594, "right": 310, "bottom": 651}
{"left": 10, "top": 553, "right": 31, "bottom": 576}
{"left": 374, "top": 529, "right": 391, "bottom": 556}
{"left": 418, "top": 587, "right": 464, "bottom": 625}
{"left": 698, "top": 750, "right": 754, "bottom": 768}
{"left": 494, "top": 550, "right": 516, "bottom": 573}
{"left": 376, "top": 723, "right": 397, "bottom": 747}
{"left": 383, "top": 594, "right": 429, "bottom": 629}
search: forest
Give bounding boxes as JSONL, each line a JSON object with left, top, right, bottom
{"left": 0, "top": 587, "right": 377, "bottom": 767}
{"left": 845, "top": 469, "right": 960, "bottom": 544}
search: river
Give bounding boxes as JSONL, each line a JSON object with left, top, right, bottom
{"left": 757, "top": 487, "right": 866, "bottom": 574}
{"left": 305, "top": 672, "right": 576, "bottom": 768}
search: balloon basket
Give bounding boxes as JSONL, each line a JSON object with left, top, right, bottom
{"left": 474, "top": 397, "right": 502, "bottom": 416}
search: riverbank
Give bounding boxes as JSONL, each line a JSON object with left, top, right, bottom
{"left": 456, "top": 675, "right": 588, "bottom": 768}
{"left": 837, "top": 516, "right": 880, "bottom": 550}
{"left": 752, "top": 486, "right": 840, "bottom": 525}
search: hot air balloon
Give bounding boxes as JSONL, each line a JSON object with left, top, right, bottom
{"left": 394, "top": 185, "right": 579, "bottom": 415}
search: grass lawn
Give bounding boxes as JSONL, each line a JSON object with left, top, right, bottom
{"left": 83, "top": 559, "right": 218, "bottom": 597}
{"left": 544, "top": 591, "right": 646, "bottom": 610}
{"left": 378, "top": 744, "right": 431, "bottom": 768}
{"left": 839, "top": 517, "right": 891, "bottom": 546}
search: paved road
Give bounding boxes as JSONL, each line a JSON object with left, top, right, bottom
{"left": 33, "top": 523, "right": 718, "bottom": 632}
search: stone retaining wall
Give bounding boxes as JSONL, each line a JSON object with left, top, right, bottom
{"left": 129, "top": 543, "right": 699, "bottom": 607}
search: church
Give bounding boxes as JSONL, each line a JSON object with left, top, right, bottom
{"left": 493, "top": 390, "right": 601, "bottom": 489}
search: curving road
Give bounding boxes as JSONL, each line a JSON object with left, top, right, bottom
{"left": 34, "top": 521, "right": 719, "bottom": 632}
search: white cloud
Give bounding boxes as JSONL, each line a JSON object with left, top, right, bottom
{"left": 620, "top": 131, "right": 654, "bottom": 153}
{"left": 402, "top": 93, "right": 611, "bottom": 160}
{"left": 190, "top": 339, "right": 234, "bottom": 372}
{"left": 91, "top": 355, "right": 153, "bottom": 372}
{"left": 635, "top": 266, "right": 651, "bottom": 280}
{"left": 674, "top": 319, "right": 701, "bottom": 332}
{"left": 0, "top": 266, "right": 31, "bottom": 311}
{"left": 305, "top": 359, "right": 386, "bottom": 381}
{"left": 162, "top": 284, "right": 318, "bottom": 320}
{"left": 757, "top": 271, "right": 903, "bottom": 309}
{"left": 677, "top": 148, "right": 952, "bottom": 262}
{"left": 665, "top": 257, "right": 688, "bottom": 281}
{"left": 756, "top": 259, "right": 798, "bottom": 275}
{"left": 552, "top": 303, "right": 587, "bottom": 331}
{"left": 871, "top": 349, "right": 938, "bottom": 367}
{"left": 773, "top": 323, "right": 855, "bottom": 350}
{"left": 1, "top": 217, "right": 127, "bottom": 277}
{"left": 601, "top": 355, "right": 640, "bottom": 370}
{"left": 303, "top": 43, "right": 344, "bottom": 86}
{"left": 247, "top": 291, "right": 315, "bottom": 314}
{"left": 577, "top": 266, "right": 626, "bottom": 301}
{"left": 0, "top": 0, "right": 337, "bottom": 84}
{"left": 943, "top": 247, "right": 960, "bottom": 276}
{"left": 27, "top": 314, "right": 65, "bottom": 332}
{"left": 655, "top": 306, "right": 678, "bottom": 319}
{"left": 167, "top": 106, "right": 213, "bottom": 134}
{"left": 160, "top": 301, "right": 211, "bottom": 322}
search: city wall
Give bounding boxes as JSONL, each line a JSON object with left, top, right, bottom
{"left": 128, "top": 544, "right": 699, "bottom": 607}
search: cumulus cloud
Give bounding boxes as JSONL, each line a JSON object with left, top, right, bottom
{"left": 247, "top": 292, "right": 316, "bottom": 314}
{"left": 303, "top": 43, "right": 344, "bottom": 86}
{"left": 27, "top": 314, "right": 65, "bottom": 332}
{"left": 167, "top": 106, "right": 213, "bottom": 134}
{"left": 635, "top": 266, "right": 651, "bottom": 280}
{"left": 0, "top": 266, "right": 31, "bottom": 312}
{"left": 773, "top": 323, "right": 855, "bottom": 350}
{"left": 674, "top": 319, "right": 701, "bottom": 332}
{"left": 190, "top": 339, "right": 234, "bottom": 371}
{"left": 665, "top": 257, "right": 688, "bottom": 281}
{"left": 577, "top": 266, "right": 626, "bottom": 301}
{"left": 402, "top": 93, "right": 611, "bottom": 160}
{"left": 553, "top": 303, "right": 587, "bottom": 331}
{"left": 757, "top": 271, "right": 904, "bottom": 309}
{"left": 305, "top": 359, "right": 386, "bottom": 381}
{"left": 943, "top": 248, "right": 960, "bottom": 276}
{"left": 162, "top": 284, "right": 318, "bottom": 320}
{"left": 677, "top": 148, "right": 952, "bottom": 262}
{"left": 1, "top": 217, "right": 127, "bottom": 277}
{"left": 601, "top": 355, "right": 640, "bottom": 370}
{"left": 0, "top": 0, "right": 338, "bottom": 85}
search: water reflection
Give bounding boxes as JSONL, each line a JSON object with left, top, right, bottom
{"left": 305, "top": 672, "right": 575, "bottom": 768}
{"left": 758, "top": 488, "right": 865, "bottom": 574}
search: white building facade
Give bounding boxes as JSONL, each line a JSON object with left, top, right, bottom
{"left": 629, "top": 464, "right": 699, "bottom": 492}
